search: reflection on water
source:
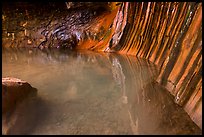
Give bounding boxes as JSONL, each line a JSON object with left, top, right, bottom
{"left": 2, "top": 48, "right": 201, "bottom": 135}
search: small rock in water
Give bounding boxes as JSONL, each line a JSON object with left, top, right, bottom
{"left": 56, "top": 122, "right": 61, "bottom": 127}
{"left": 28, "top": 50, "right": 33, "bottom": 54}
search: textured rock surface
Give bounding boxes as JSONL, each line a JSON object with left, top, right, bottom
{"left": 2, "top": 2, "right": 112, "bottom": 50}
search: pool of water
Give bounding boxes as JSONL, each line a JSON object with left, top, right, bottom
{"left": 2, "top": 48, "right": 201, "bottom": 135}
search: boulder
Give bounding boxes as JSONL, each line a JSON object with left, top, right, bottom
{"left": 2, "top": 77, "right": 38, "bottom": 135}
{"left": 2, "top": 77, "right": 37, "bottom": 114}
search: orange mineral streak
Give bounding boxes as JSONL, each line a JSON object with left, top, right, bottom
{"left": 155, "top": 3, "right": 188, "bottom": 83}
{"left": 110, "top": 2, "right": 129, "bottom": 50}
{"left": 119, "top": 3, "right": 137, "bottom": 54}
{"left": 150, "top": 3, "right": 188, "bottom": 63}
{"left": 146, "top": 3, "right": 168, "bottom": 59}
{"left": 119, "top": 2, "right": 144, "bottom": 55}
{"left": 153, "top": 2, "right": 171, "bottom": 65}
{"left": 156, "top": 3, "right": 177, "bottom": 68}
{"left": 174, "top": 48, "right": 201, "bottom": 95}
{"left": 184, "top": 79, "right": 202, "bottom": 128}
{"left": 184, "top": 78, "right": 202, "bottom": 112}
{"left": 148, "top": 3, "right": 165, "bottom": 62}
{"left": 168, "top": 4, "right": 202, "bottom": 84}
{"left": 76, "top": 7, "right": 120, "bottom": 51}
{"left": 138, "top": 2, "right": 156, "bottom": 58}
{"left": 137, "top": 2, "right": 152, "bottom": 57}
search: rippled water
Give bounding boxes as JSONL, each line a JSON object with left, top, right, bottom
{"left": 2, "top": 48, "right": 201, "bottom": 135}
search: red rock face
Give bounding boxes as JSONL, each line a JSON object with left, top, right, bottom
{"left": 116, "top": 2, "right": 202, "bottom": 129}
{"left": 2, "top": 77, "right": 37, "bottom": 114}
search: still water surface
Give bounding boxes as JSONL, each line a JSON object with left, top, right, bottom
{"left": 2, "top": 48, "right": 201, "bottom": 135}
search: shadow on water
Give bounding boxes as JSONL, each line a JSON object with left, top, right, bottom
{"left": 2, "top": 95, "right": 52, "bottom": 135}
{"left": 2, "top": 48, "right": 201, "bottom": 135}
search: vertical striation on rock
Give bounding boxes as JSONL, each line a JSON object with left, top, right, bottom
{"left": 115, "top": 2, "right": 202, "bottom": 129}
